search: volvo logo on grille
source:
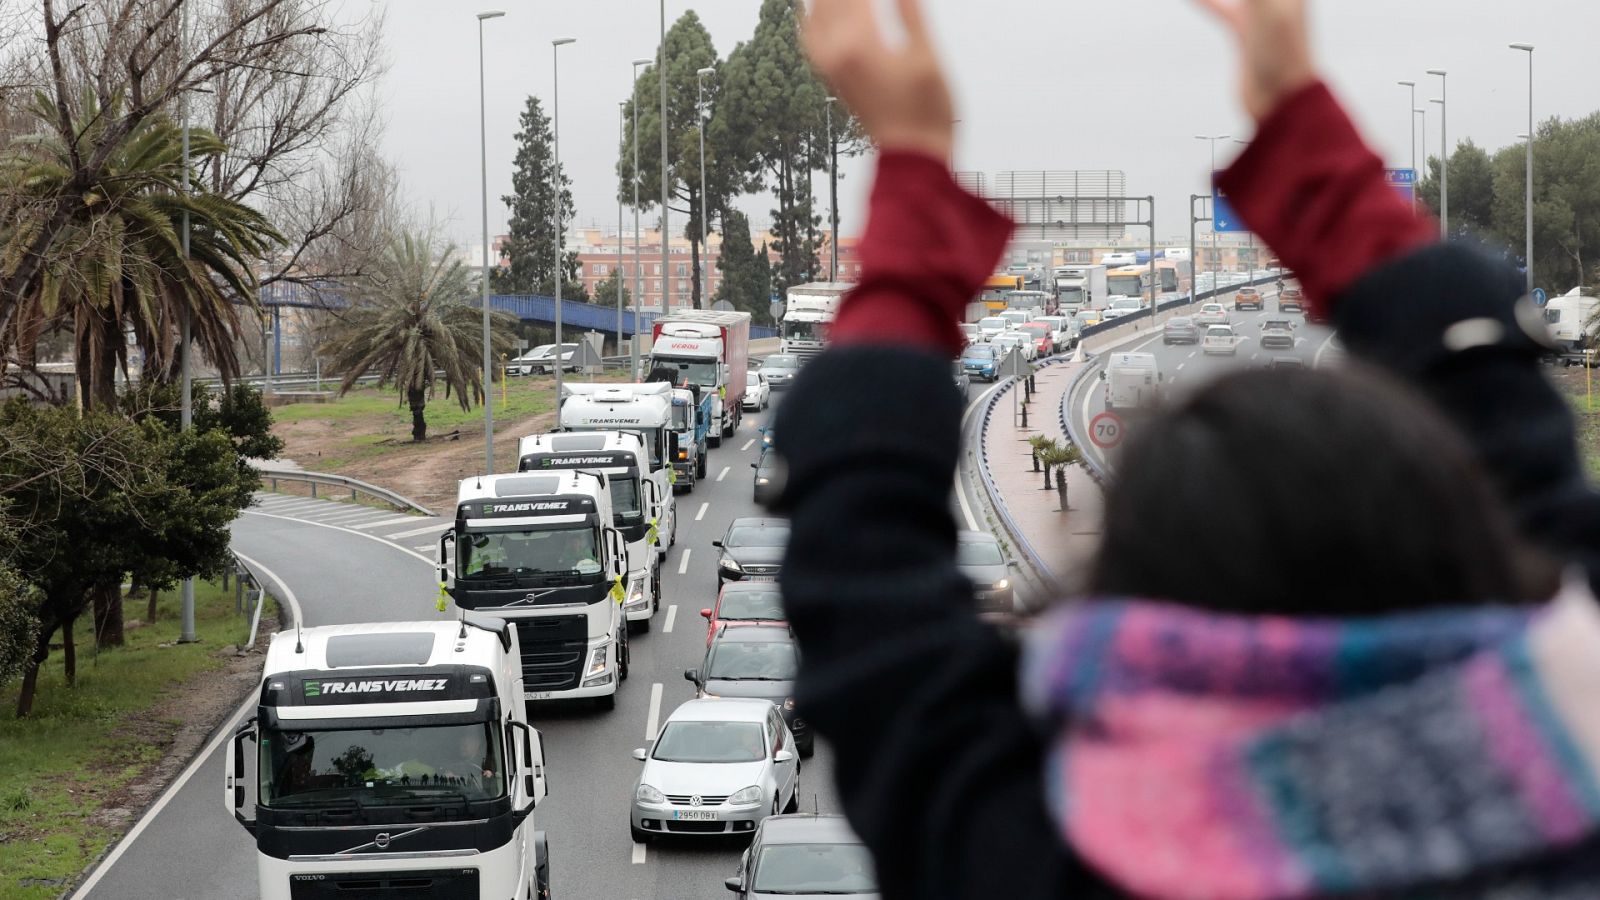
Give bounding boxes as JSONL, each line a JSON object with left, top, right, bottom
{"left": 374, "top": 832, "right": 391, "bottom": 849}
{"left": 690, "top": 795, "right": 703, "bottom": 807}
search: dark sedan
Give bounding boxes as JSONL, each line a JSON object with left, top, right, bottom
{"left": 758, "top": 354, "right": 803, "bottom": 389}
{"left": 752, "top": 446, "right": 782, "bottom": 505}
{"left": 1162, "top": 316, "right": 1200, "bottom": 345}
{"left": 726, "top": 814, "right": 880, "bottom": 898}
{"left": 687, "top": 623, "right": 812, "bottom": 756}
{"left": 714, "top": 517, "right": 789, "bottom": 586}
{"left": 956, "top": 531, "right": 1013, "bottom": 614}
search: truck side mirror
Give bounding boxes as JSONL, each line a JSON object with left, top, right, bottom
{"left": 226, "top": 718, "right": 258, "bottom": 834}
{"left": 437, "top": 532, "right": 456, "bottom": 588}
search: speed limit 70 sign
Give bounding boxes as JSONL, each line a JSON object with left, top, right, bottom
{"left": 1089, "top": 411, "right": 1125, "bottom": 450}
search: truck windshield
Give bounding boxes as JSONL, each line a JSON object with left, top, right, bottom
{"left": 458, "top": 526, "right": 601, "bottom": 580}
{"left": 261, "top": 722, "right": 505, "bottom": 807}
{"left": 653, "top": 358, "right": 719, "bottom": 390}
{"left": 611, "top": 477, "right": 642, "bottom": 520}
{"left": 671, "top": 405, "right": 691, "bottom": 430}
{"left": 783, "top": 320, "right": 823, "bottom": 342}
{"left": 1057, "top": 287, "right": 1084, "bottom": 306}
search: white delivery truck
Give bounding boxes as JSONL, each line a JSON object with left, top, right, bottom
{"left": 1053, "top": 265, "right": 1108, "bottom": 314}
{"left": 439, "top": 471, "right": 633, "bottom": 710}
{"left": 781, "top": 283, "right": 850, "bottom": 359}
{"left": 1104, "top": 352, "right": 1163, "bottom": 411}
{"left": 518, "top": 431, "right": 663, "bottom": 632}
{"left": 227, "top": 617, "right": 551, "bottom": 899}
{"left": 1545, "top": 287, "right": 1600, "bottom": 363}
{"left": 559, "top": 382, "right": 678, "bottom": 561}
{"left": 650, "top": 310, "right": 751, "bottom": 445}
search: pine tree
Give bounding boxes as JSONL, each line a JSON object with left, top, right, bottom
{"left": 714, "top": 211, "right": 774, "bottom": 324}
{"left": 496, "top": 96, "right": 586, "bottom": 300}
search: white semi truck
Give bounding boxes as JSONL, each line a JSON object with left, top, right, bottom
{"left": 438, "top": 470, "right": 633, "bottom": 710}
{"left": 518, "top": 431, "right": 662, "bottom": 632}
{"left": 558, "top": 381, "right": 678, "bottom": 562}
{"left": 781, "top": 282, "right": 850, "bottom": 359}
{"left": 1053, "top": 265, "right": 1108, "bottom": 314}
{"left": 650, "top": 310, "right": 751, "bottom": 446}
{"left": 227, "top": 617, "right": 551, "bottom": 899}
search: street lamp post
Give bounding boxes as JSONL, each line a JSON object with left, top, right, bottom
{"left": 552, "top": 37, "right": 576, "bottom": 399}
{"left": 617, "top": 101, "right": 626, "bottom": 354}
{"left": 1414, "top": 107, "right": 1427, "bottom": 187}
{"left": 178, "top": 0, "right": 197, "bottom": 643}
{"left": 1233, "top": 139, "right": 1255, "bottom": 286}
{"left": 1428, "top": 69, "right": 1448, "bottom": 238}
{"left": 1511, "top": 43, "right": 1535, "bottom": 293}
{"left": 476, "top": 10, "right": 505, "bottom": 476}
{"left": 826, "top": 97, "right": 838, "bottom": 283}
{"left": 697, "top": 67, "right": 715, "bottom": 307}
{"left": 660, "top": 0, "right": 670, "bottom": 312}
{"left": 1194, "top": 135, "right": 1230, "bottom": 282}
{"left": 631, "top": 58, "right": 651, "bottom": 379}
{"left": 1398, "top": 80, "right": 1417, "bottom": 211}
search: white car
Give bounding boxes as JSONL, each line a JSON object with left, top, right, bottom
{"left": 630, "top": 698, "right": 800, "bottom": 842}
{"left": 1202, "top": 324, "right": 1239, "bottom": 355}
{"left": 742, "top": 371, "right": 770, "bottom": 412}
{"left": 1195, "top": 303, "right": 1230, "bottom": 327}
{"left": 1033, "top": 316, "right": 1074, "bottom": 351}
{"left": 511, "top": 344, "right": 556, "bottom": 376}
{"left": 976, "top": 316, "right": 1009, "bottom": 342}
{"left": 1100, "top": 296, "right": 1144, "bottom": 322}
{"left": 992, "top": 331, "right": 1036, "bottom": 362}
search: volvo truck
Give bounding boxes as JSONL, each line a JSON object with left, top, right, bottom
{"left": 781, "top": 282, "right": 849, "bottom": 359}
{"left": 438, "top": 470, "right": 633, "bottom": 710}
{"left": 559, "top": 381, "right": 678, "bottom": 560}
{"left": 1053, "top": 265, "right": 1107, "bottom": 314}
{"left": 518, "top": 431, "right": 662, "bottom": 632}
{"left": 227, "top": 617, "right": 551, "bottom": 899}
{"left": 650, "top": 310, "right": 751, "bottom": 445}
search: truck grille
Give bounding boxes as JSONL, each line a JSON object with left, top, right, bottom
{"left": 289, "top": 868, "right": 479, "bottom": 898}
{"left": 513, "top": 616, "right": 588, "bottom": 693}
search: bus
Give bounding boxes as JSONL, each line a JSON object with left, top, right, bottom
{"left": 980, "top": 275, "right": 1025, "bottom": 313}
{"left": 1106, "top": 266, "right": 1154, "bottom": 304}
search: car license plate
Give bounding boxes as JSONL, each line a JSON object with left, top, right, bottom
{"left": 673, "top": 809, "right": 718, "bottom": 821}
{"left": 528, "top": 691, "right": 554, "bottom": 701}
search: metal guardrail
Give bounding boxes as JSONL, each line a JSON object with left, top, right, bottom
{"left": 969, "top": 360, "right": 1064, "bottom": 597}
{"left": 255, "top": 465, "right": 435, "bottom": 516}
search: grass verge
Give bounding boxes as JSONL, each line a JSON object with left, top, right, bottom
{"left": 0, "top": 581, "right": 266, "bottom": 899}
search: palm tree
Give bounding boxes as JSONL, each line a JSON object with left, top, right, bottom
{"left": 1, "top": 88, "right": 282, "bottom": 409}
{"left": 322, "top": 231, "right": 517, "bottom": 441}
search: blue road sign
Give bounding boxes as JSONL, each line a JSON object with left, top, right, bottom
{"left": 1533, "top": 287, "right": 1549, "bottom": 306}
{"left": 1386, "top": 168, "right": 1417, "bottom": 205}
{"left": 1211, "top": 172, "right": 1246, "bottom": 233}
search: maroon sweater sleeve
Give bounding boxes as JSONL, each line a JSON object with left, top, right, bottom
{"left": 830, "top": 150, "right": 1015, "bottom": 356}
{"left": 1217, "top": 81, "right": 1437, "bottom": 319}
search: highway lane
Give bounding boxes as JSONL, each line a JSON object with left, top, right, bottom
{"left": 1070, "top": 287, "right": 1336, "bottom": 473}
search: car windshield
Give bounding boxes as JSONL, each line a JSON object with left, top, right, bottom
{"left": 719, "top": 588, "right": 786, "bottom": 621}
{"left": 978, "top": 317, "right": 1007, "bottom": 331}
{"left": 725, "top": 525, "right": 789, "bottom": 548}
{"left": 1167, "top": 318, "right": 1193, "bottom": 328}
{"left": 707, "top": 639, "right": 799, "bottom": 680}
{"left": 964, "top": 345, "right": 997, "bottom": 360}
{"left": 746, "top": 372, "right": 763, "bottom": 387}
{"left": 1208, "top": 327, "right": 1233, "bottom": 337}
{"left": 1110, "top": 298, "right": 1141, "bottom": 310}
{"left": 754, "top": 843, "right": 879, "bottom": 893}
{"left": 957, "top": 540, "right": 1004, "bottom": 566}
{"left": 458, "top": 526, "right": 601, "bottom": 580}
{"left": 763, "top": 356, "right": 799, "bottom": 372}
{"left": 651, "top": 720, "right": 766, "bottom": 763}
{"left": 1265, "top": 321, "right": 1291, "bottom": 330}
{"left": 261, "top": 722, "right": 504, "bottom": 807}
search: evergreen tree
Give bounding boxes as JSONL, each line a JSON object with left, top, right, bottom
{"left": 496, "top": 97, "right": 585, "bottom": 300}
{"left": 714, "top": 212, "right": 774, "bottom": 324}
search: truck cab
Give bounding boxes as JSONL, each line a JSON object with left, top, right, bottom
{"left": 558, "top": 382, "right": 678, "bottom": 562}
{"left": 1104, "top": 352, "right": 1163, "bottom": 411}
{"left": 438, "top": 471, "right": 632, "bottom": 710}
{"left": 669, "top": 387, "right": 712, "bottom": 490}
{"left": 227, "top": 618, "right": 550, "bottom": 899}
{"left": 518, "top": 431, "right": 663, "bottom": 632}
{"left": 781, "top": 283, "right": 849, "bottom": 359}
{"left": 650, "top": 310, "right": 752, "bottom": 445}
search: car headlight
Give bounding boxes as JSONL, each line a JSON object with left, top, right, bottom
{"left": 720, "top": 559, "right": 743, "bottom": 573}
{"left": 755, "top": 477, "right": 770, "bottom": 485}
{"left": 587, "top": 641, "right": 610, "bottom": 676}
{"left": 636, "top": 784, "right": 666, "bottom": 804}
{"left": 994, "top": 578, "right": 1009, "bottom": 591}
{"left": 728, "top": 786, "right": 763, "bottom": 806}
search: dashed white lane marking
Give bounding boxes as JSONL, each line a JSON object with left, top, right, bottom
{"left": 632, "top": 841, "right": 647, "bottom": 865}
{"left": 646, "top": 683, "right": 663, "bottom": 740}
{"left": 663, "top": 605, "right": 678, "bottom": 633}
{"left": 348, "top": 515, "right": 424, "bottom": 530}
{"left": 741, "top": 439, "right": 755, "bottom": 451}
{"left": 384, "top": 522, "right": 448, "bottom": 540}
{"left": 413, "top": 545, "right": 435, "bottom": 553}
{"left": 1176, "top": 362, "right": 1186, "bottom": 371}
{"left": 1187, "top": 350, "right": 1197, "bottom": 359}
{"left": 695, "top": 502, "right": 709, "bottom": 521}
{"left": 717, "top": 466, "right": 730, "bottom": 482}
{"left": 678, "top": 548, "right": 693, "bottom": 575}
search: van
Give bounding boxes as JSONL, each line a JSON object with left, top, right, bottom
{"left": 1104, "top": 352, "right": 1162, "bottom": 411}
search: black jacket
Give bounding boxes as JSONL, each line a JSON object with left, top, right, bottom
{"left": 770, "top": 243, "right": 1600, "bottom": 900}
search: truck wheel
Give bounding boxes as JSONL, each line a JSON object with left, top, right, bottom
{"left": 618, "top": 630, "right": 632, "bottom": 678}
{"left": 696, "top": 454, "right": 707, "bottom": 479}
{"left": 709, "top": 432, "right": 722, "bottom": 448}
{"left": 534, "top": 832, "right": 552, "bottom": 900}
{"left": 630, "top": 616, "right": 650, "bottom": 636}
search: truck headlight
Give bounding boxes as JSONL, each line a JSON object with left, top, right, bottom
{"left": 627, "top": 579, "right": 647, "bottom": 608}
{"left": 728, "top": 786, "right": 763, "bottom": 806}
{"left": 587, "top": 641, "right": 611, "bottom": 676}
{"left": 636, "top": 784, "right": 666, "bottom": 804}
{"left": 720, "top": 559, "right": 743, "bottom": 573}
{"left": 677, "top": 449, "right": 688, "bottom": 460}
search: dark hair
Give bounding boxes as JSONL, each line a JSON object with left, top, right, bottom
{"left": 1089, "top": 365, "right": 1555, "bottom": 615}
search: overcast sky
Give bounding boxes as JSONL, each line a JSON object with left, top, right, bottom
{"left": 377, "top": 0, "right": 1596, "bottom": 251}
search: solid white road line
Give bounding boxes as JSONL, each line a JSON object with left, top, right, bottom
{"left": 1313, "top": 331, "right": 1339, "bottom": 368}
{"left": 952, "top": 379, "right": 1006, "bottom": 533}
{"left": 695, "top": 502, "right": 708, "bottom": 521}
{"left": 646, "top": 683, "right": 663, "bottom": 740}
{"left": 663, "top": 605, "right": 678, "bottom": 634}
{"left": 383, "top": 522, "right": 448, "bottom": 540}
{"left": 348, "top": 515, "right": 424, "bottom": 530}
{"left": 741, "top": 438, "right": 756, "bottom": 451}
{"left": 717, "top": 466, "right": 730, "bottom": 482}
{"left": 632, "top": 841, "right": 647, "bottom": 865}
{"left": 71, "top": 553, "right": 303, "bottom": 900}
{"left": 677, "top": 548, "right": 692, "bottom": 575}
{"left": 240, "top": 510, "right": 437, "bottom": 567}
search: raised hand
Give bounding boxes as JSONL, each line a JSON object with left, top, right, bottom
{"left": 801, "top": 0, "right": 954, "bottom": 160}
{"left": 1193, "top": 0, "right": 1318, "bottom": 122}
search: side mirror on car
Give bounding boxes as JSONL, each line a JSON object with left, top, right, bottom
{"left": 724, "top": 876, "right": 743, "bottom": 893}
{"left": 700, "top": 609, "right": 713, "bottom": 619}
{"left": 632, "top": 747, "right": 648, "bottom": 761}
{"left": 684, "top": 668, "right": 701, "bottom": 684}
{"left": 711, "top": 540, "right": 724, "bottom": 549}
{"left": 774, "top": 750, "right": 795, "bottom": 763}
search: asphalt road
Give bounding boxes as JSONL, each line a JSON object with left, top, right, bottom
{"left": 1070, "top": 287, "right": 1338, "bottom": 472}
{"left": 82, "top": 379, "right": 1008, "bottom": 899}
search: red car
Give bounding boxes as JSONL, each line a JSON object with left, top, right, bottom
{"left": 700, "top": 581, "right": 787, "bottom": 645}
{"left": 1018, "top": 322, "right": 1055, "bottom": 357}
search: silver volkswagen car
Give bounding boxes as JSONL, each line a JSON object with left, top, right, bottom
{"left": 631, "top": 698, "right": 800, "bottom": 842}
